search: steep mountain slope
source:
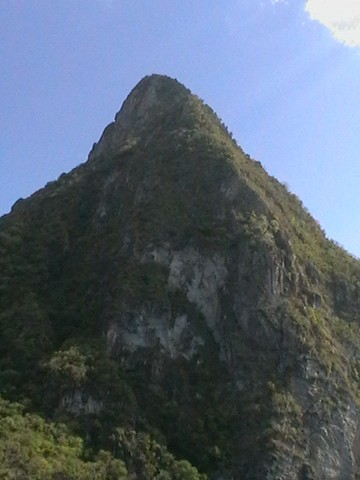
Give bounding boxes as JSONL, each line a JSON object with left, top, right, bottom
{"left": 1, "top": 74, "right": 360, "bottom": 479}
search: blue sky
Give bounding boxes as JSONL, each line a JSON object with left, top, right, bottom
{"left": 1, "top": 0, "right": 360, "bottom": 256}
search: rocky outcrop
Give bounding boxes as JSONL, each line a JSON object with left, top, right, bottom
{"left": 60, "top": 390, "right": 103, "bottom": 416}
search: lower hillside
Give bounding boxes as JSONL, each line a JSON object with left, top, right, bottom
{"left": 0, "top": 396, "right": 206, "bottom": 480}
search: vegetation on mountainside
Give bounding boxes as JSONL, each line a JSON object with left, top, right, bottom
{"left": 0, "top": 396, "right": 206, "bottom": 479}
{"left": 0, "top": 396, "right": 127, "bottom": 479}
{"left": 1, "top": 75, "right": 360, "bottom": 477}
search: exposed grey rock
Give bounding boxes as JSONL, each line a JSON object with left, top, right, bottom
{"left": 60, "top": 390, "right": 103, "bottom": 416}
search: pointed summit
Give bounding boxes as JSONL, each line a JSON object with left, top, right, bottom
{"left": 115, "top": 74, "right": 192, "bottom": 126}
{"left": 89, "top": 74, "right": 193, "bottom": 161}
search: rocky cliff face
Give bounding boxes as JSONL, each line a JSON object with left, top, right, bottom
{"left": 1, "top": 75, "right": 360, "bottom": 479}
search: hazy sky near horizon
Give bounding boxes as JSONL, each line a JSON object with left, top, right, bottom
{"left": 1, "top": 0, "right": 360, "bottom": 255}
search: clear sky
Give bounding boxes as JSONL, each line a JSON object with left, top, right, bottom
{"left": 1, "top": 0, "right": 360, "bottom": 256}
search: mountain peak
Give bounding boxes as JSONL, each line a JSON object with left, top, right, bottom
{"left": 89, "top": 74, "right": 192, "bottom": 161}
{"left": 122, "top": 73, "right": 188, "bottom": 104}
{"left": 114, "top": 74, "right": 192, "bottom": 131}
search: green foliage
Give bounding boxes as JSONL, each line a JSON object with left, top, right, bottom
{"left": 113, "top": 428, "right": 206, "bottom": 480}
{"left": 116, "top": 262, "right": 169, "bottom": 306}
{"left": 47, "top": 346, "right": 88, "bottom": 389}
{"left": 242, "top": 212, "right": 278, "bottom": 248}
{"left": 0, "top": 396, "right": 206, "bottom": 480}
{"left": 0, "top": 293, "right": 52, "bottom": 401}
{"left": 0, "top": 396, "right": 127, "bottom": 479}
